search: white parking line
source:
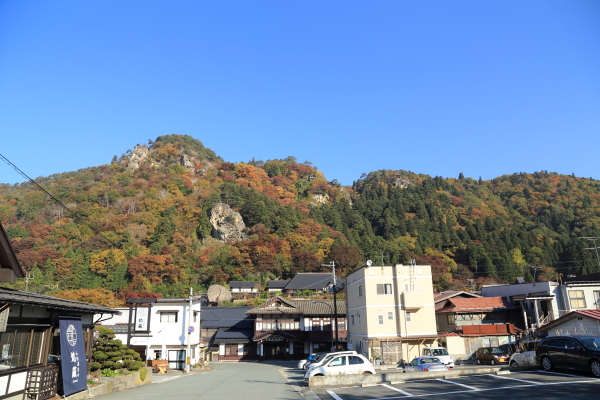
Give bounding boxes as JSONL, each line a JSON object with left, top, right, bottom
{"left": 490, "top": 374, "right": 542, "bottom": 385}
{"left": 534, "top": 370, "right": 600, "bottom": 379}
{"left": 436, "top": 378, "right": 479, "bottom": 390}
{"left": 326, "top": 377, "right": 600, "bottom": 400}
{"left": 152, "top": 375, "right": 183, "bottom": 384}
{"left": 381, "top": 384, "right": 414, "bottom": 396}
{"left": 326, "top": 389, "right": 344, "bottom": 400}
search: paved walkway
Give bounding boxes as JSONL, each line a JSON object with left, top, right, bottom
{"left": 99, "top": 362, "right": 303, "bottom": 400}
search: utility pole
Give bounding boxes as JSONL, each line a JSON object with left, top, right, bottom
{"left": 24, "top": 270, "right": 34, "bottom": 292}
{"left": 186, "top": 287, "right": 193, "bottom": 373}
{"left": 580, "top": 237, "right": 600, "bottom": 269}
{"left": 321, "top": 261, "right": 339, "bottom": 349}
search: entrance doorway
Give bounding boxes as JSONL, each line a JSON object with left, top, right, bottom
{"left": 168, "top": 350, "right": 186, "bottom": 370}
{"left": 263, "top": 343, "right": 286, "bottom": 359}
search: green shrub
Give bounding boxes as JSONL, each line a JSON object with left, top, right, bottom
{"left": 102, "top": 361, "right": 115, "bottom": 369}
{"left": 89, "top": 362, "right": 102, "bottom": 371}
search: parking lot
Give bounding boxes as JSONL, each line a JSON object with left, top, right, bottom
{"left": 308, "top": 370, "right": 600, "bottom": 400}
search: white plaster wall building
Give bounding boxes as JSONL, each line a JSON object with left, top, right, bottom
{"left": 96, "top": 298, "right": 202, "bottom": 370}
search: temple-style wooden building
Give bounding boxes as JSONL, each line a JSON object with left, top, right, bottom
{"left": 246, "top": 296, "right": 347, "bottom": 360}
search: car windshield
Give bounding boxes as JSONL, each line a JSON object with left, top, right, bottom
{"left": 490, "top": 348, "right": 503, "bottom": 354}
{"left": 313, "top": 353, "right": 328, "bottom": 362}
{"left": 431, "top": 349, "right": 448, "bottom": 356}
{"left": 578, "top": 337, "right": 600, "bottom": 350}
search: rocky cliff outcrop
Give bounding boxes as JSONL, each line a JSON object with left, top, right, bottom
{"left": 125, "top": 146, "right": 150, "bottom": 172}
{"left": 210, "top": 203, "right": 247, "bottom": 242}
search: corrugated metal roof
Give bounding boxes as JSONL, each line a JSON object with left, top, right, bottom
{"left": 214, "top": 328, "right": 253, "bottom": 344}
{"left": 229, "top": 281, "right": 261, "bottom": 288}
{"left": 285, "top": 273, "right": 336, "bottom": 290}
{"left": 0, "top": 287, "right": 120, "bottom": 314}
{"left": 201, "top": 306, "right": 254, "bottom": 329}
{"left": 266, "top": 280, "right": 289, "bottom": 289}
{"left": 433, "top": 291, "right": 480, "bottom": 303}
{"left": 437, "top": 296, "right": 518, "bottom": 313}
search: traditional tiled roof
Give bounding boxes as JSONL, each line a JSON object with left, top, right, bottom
{"left": 101, "top": 324, "right": 132, "bottom": 334}
{"left": 252, "top": 329, "right": 306, "bottom": 341}
{"left": 201, "top": 306, "right": 253, "bottom": 329}
{"left": 0, "top": 287, "right": 120, "bottom": 314}
{"left": 285, "top": 273, "right": 337, "bottom": 290}
{"left": 246, "top": 296, "right": 346, "bottom": 316}
{"left": 266, "top": 280, "right": 290, "bottom": 289}
{"left": 229, "top": 281, "right": 261, "bottom": 289}
{"left": 436, "top": 296, "right": 518, "bottom": 313}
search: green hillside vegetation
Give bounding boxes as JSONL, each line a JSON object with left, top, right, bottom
{"left": 1, "top": 134, "right": 599, "bottom": 303}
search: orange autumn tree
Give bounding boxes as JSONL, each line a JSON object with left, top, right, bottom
{"left": 54, "top": 288, "right": 122, "bottom": 307}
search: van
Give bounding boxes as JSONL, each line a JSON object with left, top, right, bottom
{"left": 422, "top": 347, "right": 454, "bottom": 368}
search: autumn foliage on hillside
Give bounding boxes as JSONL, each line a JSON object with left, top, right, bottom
{"left": 1, "top": 135, "right": 600, "bottom": 301}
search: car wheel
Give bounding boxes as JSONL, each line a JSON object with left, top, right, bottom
{"left": 541, "top": 356, "right": 553, "bottom": 371}
{"left": 510, "top": 360, "right": 518, "bottom": 368}
{"left": 591, "top": 360, "right": 600, "bottom": 378}
{"left": 314, "top": 374, "right": 324, "bottom": 377}
{"left": 476, "top": 358, "right": 481, "bottom": 365}
{"left": 491, "top": 359, "right": 496, "bottom": 366}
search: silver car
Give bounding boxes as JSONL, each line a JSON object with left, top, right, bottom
{"left": 403, "top": 357, "right": 450, "bottom": 373}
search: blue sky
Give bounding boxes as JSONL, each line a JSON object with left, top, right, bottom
{"left": 1, "top": 1, "right": 599, "bottom": 186}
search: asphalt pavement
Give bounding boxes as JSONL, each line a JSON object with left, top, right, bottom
{"left": 97, "top": 361, "right": 304, "bottom": 400}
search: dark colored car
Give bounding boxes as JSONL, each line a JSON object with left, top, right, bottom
{"left": 476, "top": 347, "right": 509, "bottom": 365}
{"left": 535, "top": 335, "right": 600, "bottom": 377}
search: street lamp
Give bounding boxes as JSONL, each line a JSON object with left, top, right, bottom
{"left": 312, "top": 301, "right": 334, "bottom": 350}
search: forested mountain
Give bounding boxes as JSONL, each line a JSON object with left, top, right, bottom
{"left": 1, "top": 134, "right": 599, "bottom": 303}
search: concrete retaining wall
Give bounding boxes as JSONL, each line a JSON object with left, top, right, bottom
{"left": 309, "top": 366, "right": 503, "bottom": 388}
{"left": 66, "top": 367, "right": 153, "bottom": 399}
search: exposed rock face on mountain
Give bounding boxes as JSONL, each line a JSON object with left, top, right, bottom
{"left": 311, "top": 193, "right": 330, "bottom": 205}
{"left": 210, "top": 203, "right": 247, "bottom": 242}
{"left": 393, "top": 175, "right": 414, "bottom": 188}
{"left": 126, "top": 145, "right": 150, "bottom": 172}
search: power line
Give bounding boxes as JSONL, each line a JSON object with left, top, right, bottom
{"left": 0, "top": 153, "right": 121, "bottom": 250}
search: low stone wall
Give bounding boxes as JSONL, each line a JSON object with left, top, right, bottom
{"left": 66, "top": 367, "right": 153, "bottom": 399}
{"left": 309, "top": 366, "right": 504, "bottom": 388}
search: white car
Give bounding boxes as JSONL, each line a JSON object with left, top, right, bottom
{"left": 509, "top": 350, "right": 539, "bottom": 368}
{"left": 305, "top": 351, "right": 357, "bottom": 371}
{"left": 305, "top": 354, "right": 375, "bottom": 381}
{"left": 422, "top": 347, "right": 455, "bottom": 368}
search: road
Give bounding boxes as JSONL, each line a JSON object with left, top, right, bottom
{"left": 100, "top": 362, "right": 302, "bottom": 400}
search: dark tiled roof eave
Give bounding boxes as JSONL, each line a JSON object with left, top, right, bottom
{"left": 0, "top": 288, "right": 120, "bottom": 314}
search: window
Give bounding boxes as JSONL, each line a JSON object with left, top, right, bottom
{"left": 351, "top": 315, "right": 355, "bottom": 325}
{"left": 376, "top": 283, "right": 393, "bottom": 295}
{"left": 378, "top": 315, "right": 384, "bottom": 325}
{"left": 594, "top": 291, "right": 600, "bottom": 309}
{"left": 569, "top": 290, "right": 587, "bottom": 308}
{"left": 0, "top": 329, "right": 45, "bottom": 369}
{"left": 160, "top": 312, "right": 178, "bottom": 323}
{"left": 359, "top": 285, "right": 364, "bottom": 297}
{"left": 406, "top": 312, "right": 412, "bottom": 322}
{"left": 388, "top": 311, "right": 394, "bottom": 321}
{"left": 349, "top": 356, "right": 364, "bottom": 365}
{"left": 329, "top": 356, "right": 346, "bottom": 367}
{"left": 404, "top": 282, "right": 410, "bottom": 293}
{"left": 447, "top": 314, "right": 455, "bottom": 325}
{"left": 358, "top": 313, "right": 361, "bottom": 325}
{"left": 194, "top": 311, "right": 199, "bottom": 323}
{"left": 224, "top": 345, "right": 237, "bottom": 356}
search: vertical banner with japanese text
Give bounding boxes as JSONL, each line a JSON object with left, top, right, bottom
{"left": 59, "top": 316, "right": 88, "bottom": 396}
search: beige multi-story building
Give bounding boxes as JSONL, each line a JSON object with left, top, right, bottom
{"left": 346, "top": 263, "right": 438, "bottom": 364}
